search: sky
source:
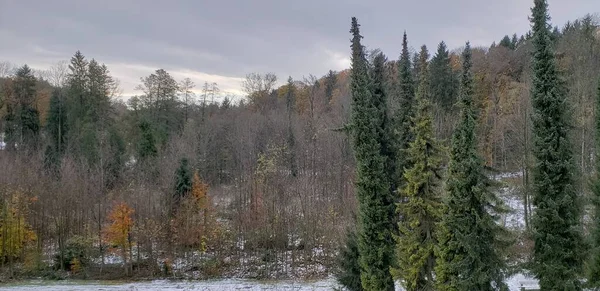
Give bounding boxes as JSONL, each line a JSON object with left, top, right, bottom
{"left": 0, "top": 0, "right": 598, "bottom": 99}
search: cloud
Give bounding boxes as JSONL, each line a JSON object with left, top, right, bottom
{"left": 1, "top": 0, "right": 598, "bottom": 101}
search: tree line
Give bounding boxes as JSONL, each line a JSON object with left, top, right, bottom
{"left": 337, "top": 1, "right": 600, "bottom": 290}
{"left": 0, "top": 0, "right": 599, "bottom": 286}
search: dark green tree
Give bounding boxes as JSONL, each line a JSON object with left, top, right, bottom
{"left": 348, "top": 17, "right": 394, "bottom": 291}
{"left": 588, "top": 78, "right": 600, "bottom": 289}
{"left": 435, "top": 43, "right": 509, "bottom": 291}
{"left": 324, "top": 70, "right": 337, "bottom": 106}
{"left": 394, "top": 31, "right": 416, "bottom": 190}
{"left": 138, "top": 120, "right": 157, "bottom": 160}
{"left": 529, "top": 0, "right": 585, "bottom": 290}
{"left": 9, "top": 65, "right": 40, "bottom": 150}
{"left": 336, "top": 229, "right": 364, "bottom": 291}
{"left": 46, "top": 89, "right": 68, "bottom": 154}
{"left": 429, "top": 41, "right": 458, "bottom": 110}
{"left": 499, "top": 35, "right": 513, "bottom": 49}
{"left": 174, "top": 158, "right": 192, "bottom": 203}
{"left": 285, "top": 76, "right": 297, "bottom": 177}
{"left": 393, "top": 45, "right": 443, "bottom": 291}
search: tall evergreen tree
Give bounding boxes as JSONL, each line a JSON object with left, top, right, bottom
{"left": 174, "top": 158, "right": 192, "bottom": 204}
{"left": 395, "top": 31, "right": 416, "bottom": 189}
{"left": 138, "top": 120, "right": 157, "bottom": 160}
{"left": 587, "top": 78, "right": 600, "bottom": 289}
{"left": 285, "top": 76, "right": 298, "bottom": 177}
{"left": 9, "top": 65, "right": 40, "bottom": 150}
{"left": 529, "top": 0, "right": 584, "bottom": 289}
{"left": 435, "top": 43, "right": 509, "bottom": 291}
{"left": 336, "top": 229, "right": 364, "bottom": 291}
{"left": 324, "top": 70, "right": 337, "bottom": 106}
{"left": 46, "top": 89, "right": 68, "bottom": 154}
{"left": 429, "top": 41, "right": 458, "bottom": 110}
{"left": 393, "top": 45, "right": 443, "bottom": 291}
{"left": 348, "top": 17, "right": 394, "bottom": 291}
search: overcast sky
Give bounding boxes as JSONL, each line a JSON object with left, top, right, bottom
{"left": 0, "top": 0, "right": 598, "bottom": 98}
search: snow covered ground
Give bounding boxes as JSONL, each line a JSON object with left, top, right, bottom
{"left": 0, "top": 274, "right": 539, "bottom": 291}
{"left": 0, "top": 279, "right": 337, "bottom": 291}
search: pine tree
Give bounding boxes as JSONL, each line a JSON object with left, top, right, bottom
{"left": 348, "top": 17, "right": 394, "bottom": 291}
{"left": 336, "top": 229, "right": 364, "bottom": 291}
{"left": 174, "top": 158, "right": 192, "bottom": 204}
{"left": 324, "top": 70, "right": 337, "bottom": 106}
{"left": 395, "top": 31, "right": 416, "bottom": 189}
{"left": 499, "top": 35, "right": 512, "bottom": 49}
{"left": 393, "top": 45, "right": 443, "bottom": 291}
{"left": 529, "top": 1, "right": 584, "bottom": 289}
{"left": 285, "top": 76, "right": 297, "bottom": 177}
{"left": 138, "top": 120, "right": 157, "bottom": 160}
{"left": 429, "top": 41, "right": 458, "bottom": 110}
{"left": 10, "top": 65, "right": 40, "bottom": 150}
{"left": 588, "top": 78, "right": 600, "bottom": 289}
{"left": 46, "top": 89, "right": 68, "bottom": 154}
{"left": 435, "top": 43, "right": 509, "bottom": 291}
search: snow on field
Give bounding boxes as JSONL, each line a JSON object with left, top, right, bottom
{"left": 0, "top": 275, "right": 539, "bottom": 291}
{"left": 0, "top": 279, "right": 337, "bottom": 291}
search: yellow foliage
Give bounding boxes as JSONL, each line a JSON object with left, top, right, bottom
{"left": 191, "top": 171, "right": 209, "bottom": 211}
{"left": 104, "top": 202, "right": 134, "bottom": 252}
{"left": 0, "top": 190, "right": 37, "bottom": 261}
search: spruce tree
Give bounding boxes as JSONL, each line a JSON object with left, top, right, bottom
{"left": 11, "top": 65, "right": 40, "bottom": 150}
{"left": 348, "top": 17, "right": 394, "bottom": 291}
{"left": 285, "top": 76, "right": 297, "bottom": 177}
{"left": 435, "top": 43, "right": 509, "bottom": 291}
{"left": 588, "top": 78, "right": 600, "bottom": 289}
{"left": 529, "top": 0, "right": 584, "bottom": 289}
{"left": 46, "top": 89, "right": 68, "bottom": 154}
{"left": 429, "top": 41, "right": 458, "bottom": 110}
{"left": 336, "top": 229, "right": 364, "bottom": 291}
{"left": 174, "top": 158, "right": 192, "bottom": 204}
{"left": 395, "top": 31, "right": 415, "bottom": 189}
{"left": 324, "top": 70, "right": 337, "bottom": 106}
{"left": 393, "top": 45, "right": 443, "bottom": 291}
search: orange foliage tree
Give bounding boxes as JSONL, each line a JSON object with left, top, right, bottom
{"left": 103, "top": 202, "right": 134, "bottom": 272}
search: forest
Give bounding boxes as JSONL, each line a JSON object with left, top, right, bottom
{"left": 0, "top": 0, "right": 600, "bottom": 290}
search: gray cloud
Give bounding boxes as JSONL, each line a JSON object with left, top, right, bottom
{"left": 0, "top": 0, "right": 597, "bottom": 97}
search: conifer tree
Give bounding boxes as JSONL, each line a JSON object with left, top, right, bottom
{"left": 348, "top": 17, "right": 394, "bottom": 291}
{"left": 429, "top": 41, "right": 458, "bottom": 110}
{"left": 174, "top": 158, "right": 192, "bottom": 204}
{"left": 285, "top": 76, "right": 297, "bottom": 177}
{"left": 9, "top": 65, "right": 40, "bottom": 150}
{"left": 395, "top": 31, "right": 415, "bottom": 188}
{"left": 588, "top": 78, "right": 600, "bottom": 289}
{"left": 394, "top": 45, "right": 443, "bottom": 291}
{"left": 529, "top": 0, "right": 584, "bottom": 289}
{"left": 435, "top": 43, "right": 509, "bottom": 291}
{"left": 324, "top": 70, "right": 337, "bottom": 106}
{"left": 336, "top": 229, "right": 364, "bottom": 291}
{"left": 46, "top": 89, "right": 68, "bottom": 154}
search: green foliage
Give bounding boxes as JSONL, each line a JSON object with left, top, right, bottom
{"left": 435, "top": 43, "right": 509, "bottom": 291}
{"left": 138, "top": 120, "right": 157, "bottom": 160}
{"left": 394, "top": 32, "right": 415, "bottom": 191}
{"left": 54, "top": 236, "right": 94, "bottom": 271}
{"left": 348, "top": 17, "right": 394, "bottom": 291}
{"left": 429, "top": 41, "right": 458, "bottom": 110}
{"left": 529, "top": 1, "right": 585, "bottom": 290}
{"left": 324, "top": 70, "right": 337, "bottom": 105}
{"left": 5, "top": 65, "right": 40, "bottom": 150}
{"left": 46, "top": 89, "right": 68, "bottom": 154}
{"left": 393, "top": 45, "right": 443, "bottom": 291}
{"left": 286, "top": 76, "right": 297, "bottom": 177}
{"left": 174, "top": 158, "right": 192, "bottom": 203}
{"left": 336, "top": 229, "right": 363, "bottom": 291}
{"left": 587, "top": 78, "right": 600, "bottom": 288}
